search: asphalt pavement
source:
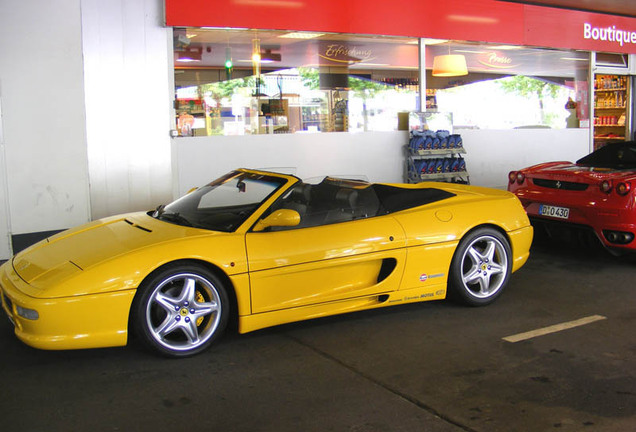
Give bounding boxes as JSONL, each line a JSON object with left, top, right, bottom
{"left": 1, "top": 238, "right": 635, "bottom": 432}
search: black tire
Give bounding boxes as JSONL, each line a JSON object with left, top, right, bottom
{"left": 132, "top": 263, "right": 229, "bottom": 357}
{"left": 448, "top": 227, "right": 512, "bottom": 306}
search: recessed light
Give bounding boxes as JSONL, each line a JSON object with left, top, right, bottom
{"left": 421, "top": 38, "right": 448, "bottom": 45}
{"left": 279, "top": 32, "right": 325, "bottom": 39}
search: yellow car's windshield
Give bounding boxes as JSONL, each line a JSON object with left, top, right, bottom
{"left": 154, "top": 171, "right": 288, "bottom": 232}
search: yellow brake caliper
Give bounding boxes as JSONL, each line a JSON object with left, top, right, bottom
{"left": 195, "top": 291, "right": 205, "bottom": 326}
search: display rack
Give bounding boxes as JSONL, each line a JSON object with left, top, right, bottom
{"left": 593, "top": 74, "right": 630, "bottom": 149}
{"left": 406, "top": 112, "right": 469, "bottom": 184}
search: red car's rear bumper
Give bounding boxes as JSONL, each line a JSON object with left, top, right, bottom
{"left": 516, "top": 190, "right": 636, "bottom": 250}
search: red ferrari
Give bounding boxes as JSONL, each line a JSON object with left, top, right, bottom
{"left": 508, "top": 141, "right": 636, "bottom": 253}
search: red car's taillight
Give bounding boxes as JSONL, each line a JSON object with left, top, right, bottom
{"left": 600, "top": 180, "right": 631, "bottom": 196}
{"left": 509, "top": 171, "right": 525, "bottom": 185}
{"left": 600, "top": 180, "right": 612, "bottom": 194}
{"left": 516, "top": 172, "right": 525, "bottom": 184}
{"left": 617, "top": 182, "right": 631, "bottom": 196}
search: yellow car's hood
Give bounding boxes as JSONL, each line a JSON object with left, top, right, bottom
{"left": 12, "top": 212, "right": 218, "bottom": 292}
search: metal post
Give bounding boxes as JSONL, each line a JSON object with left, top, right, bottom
{"left": 418, "top": 39, "right": 426, "bottom": 112}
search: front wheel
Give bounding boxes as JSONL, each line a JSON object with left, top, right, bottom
{"left": 132, "top": 264, "right": 229, "bottom": 357}
{"left": 448, "top": 228, "right": 512, "bottom": 306}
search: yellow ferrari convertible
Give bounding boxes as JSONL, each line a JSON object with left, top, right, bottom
{"left": 1, "top": 169, "right": 532, "bottom": 357}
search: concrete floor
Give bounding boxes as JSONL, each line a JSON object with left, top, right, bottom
{"left": 1, "top": 239, "right": 635, "bottom": 432}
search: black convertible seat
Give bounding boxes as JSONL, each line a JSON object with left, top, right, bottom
{"left": 324, "top": 188, "right": 359, "bottom": 224}
{"left": 352, "top": 185, "right": 381, "bottom": 218}
{"left": 283, "top": 183, "right": 312, "bottom": 215}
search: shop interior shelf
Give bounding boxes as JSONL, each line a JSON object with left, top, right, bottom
{"left": 420, "top": 171, "right": 469, "bottom": 181}
{"left": 410, "top": 148, "right": 466, "bottom": 157}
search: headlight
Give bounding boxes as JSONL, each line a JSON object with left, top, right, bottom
{"left": 16, "top": 305, "right": 39, "bottom": 320}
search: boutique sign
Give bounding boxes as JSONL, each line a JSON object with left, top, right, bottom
{"left": 583, "top": 23, "right": 636, "bottom": 48}
{"left": 525, "top": 6, "right": 636, "bottom": 54}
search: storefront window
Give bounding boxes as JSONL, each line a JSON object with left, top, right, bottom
{"left": 426, "top": 43, "right": 590, "bottom": 130}
{"left": 173, "top": 29, "right": 419, "bottom": 136}
{"left": 174, "top": 29, "right": 591, "bottom": 135}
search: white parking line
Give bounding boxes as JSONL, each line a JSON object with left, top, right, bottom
{"left": 502, "top": 315, "right": 607, "bottom": 343}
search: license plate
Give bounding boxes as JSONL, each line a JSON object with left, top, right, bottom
{"left": 539, "top": 204, "right": 570, "bottom": 219}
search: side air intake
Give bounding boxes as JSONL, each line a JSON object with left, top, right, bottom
{"left": 377, "top": 258, "right": 397, "bottom": 283}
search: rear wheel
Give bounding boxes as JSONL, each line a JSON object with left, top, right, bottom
{"left": 448, "top": 228, "right": 512, "bottom": 306}
{"left": 132, "top": 264, "right": 229, "bottom": 357}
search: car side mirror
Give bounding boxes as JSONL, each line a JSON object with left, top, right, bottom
{"left": 253, "top": 209, "right": 300, "bottom": 232}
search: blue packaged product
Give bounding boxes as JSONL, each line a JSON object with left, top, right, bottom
{"left": 458, "top": 156, "right": 466, "bottom": 171}
{"left": 411, "top": 132, "right": 427, "bottom": 151}
{"left": 416, "top": 136, "right": 425, "bottom": 151}
{"left": 434, "top": 158, "right": 443, "bottom": 173}
{"left": 409, "top": 136, "right": 417, "bottom": 151}
{"left": 421, "top": 159, "right": 429, "bottom": 174}
{"left": 436, "top": 130, "right": 450, "bottom": 149}
{"left": 443, "top": 158, "right": 452, "bottom": 173}
{"left": 415, "top": 159, "right": 426, "bottom": 174}
{"left": 426, "top": 159, "right": 436, "bottom": 174}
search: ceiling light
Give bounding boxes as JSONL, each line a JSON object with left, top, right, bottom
{"left": 421, "top": 38, "right": 448, "bottom": 45}
{"left": 489, "top": 45, "right": 523, "bottom": 50}
{"left": 448, "top": 15, "right": 498, "bottom": 24}
{"left": 200, "top": 27, "right": 249, "bottom": 30}
{"left": 432, "top": 54, "right": 468, "bottom": 76}
{"left": 279, "top": 32, "right": 325, "bottom": 39}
